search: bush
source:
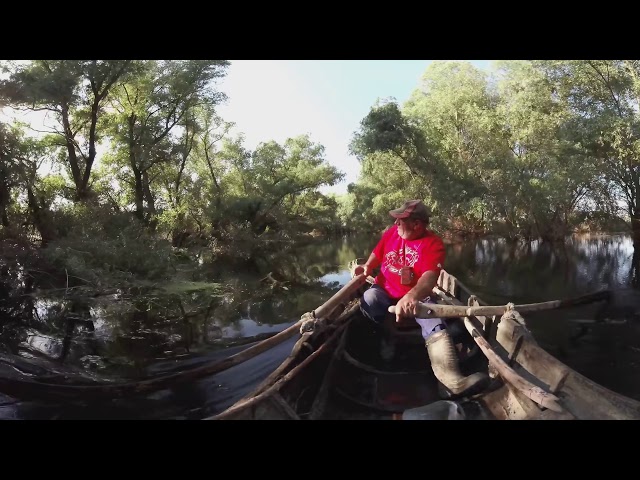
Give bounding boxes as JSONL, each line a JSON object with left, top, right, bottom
{"left": 41, "top": 205, "right": 175, "bottom": 288}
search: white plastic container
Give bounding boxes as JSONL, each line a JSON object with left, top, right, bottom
{"left": 402, "top": 400, "right": 466, "bottom": 420}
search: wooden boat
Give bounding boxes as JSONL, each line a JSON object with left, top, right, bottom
{"left": 205, "top": 261, "right": 640, "bottom": 420}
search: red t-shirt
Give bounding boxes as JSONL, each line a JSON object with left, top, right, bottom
{"left": 372, "top": 226, "right": 446, "bottom": 300}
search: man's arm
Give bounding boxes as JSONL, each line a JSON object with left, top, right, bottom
{"left": 393, "top": 270, "right": 438, "bottom": 322}
{"left": 354, "top": 253, "right": 380, "bottom": 277}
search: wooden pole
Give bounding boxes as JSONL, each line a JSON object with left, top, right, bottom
{"left": 388, "top": 289, "right": 611, "bottom": 319}
{"left": 206, "top": 320, "right": 352, "bottom": 420}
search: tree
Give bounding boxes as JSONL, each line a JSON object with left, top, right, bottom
{"left": 104, "top": 60, "right": 229, "bottom": 222}
{"left": 537, "top": 60, "right": 640, "bottom": 240}
{"left": 492, "top": 61, "right": 596, "bottom": 239}
{"left": 0, "top": 60, "right": 135, "bottom": 201}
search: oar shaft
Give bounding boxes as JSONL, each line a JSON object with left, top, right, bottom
{"left": 389, "top": 290, "right": 610, "bottom": 318}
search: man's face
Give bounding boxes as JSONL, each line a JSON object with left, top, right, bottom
{"left": 395, "top": 217, "right": 425, "bottom": 240}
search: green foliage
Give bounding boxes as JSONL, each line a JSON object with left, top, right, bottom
{"left": 350, "top": 102, "right": 415, "bottom": 157}
{"left": 534, "top": 60, "right": 640, "bottom": 230}
{"left": 346, "top": 60, "right": 628, "bottom": 239}
{"left": 100, "top": 60, "right": 230, "bottom": 221}
{"left": 41, "top": 204, "right": 174, "bottom": 287}
{"left": 575, "top": 210, "right": 629, "bottom": 233}
{"left": 0, "top": 61, "right": 138, "bottom": 200}
{"left": 6, "top": 58, "right": 640, "bottom": 276}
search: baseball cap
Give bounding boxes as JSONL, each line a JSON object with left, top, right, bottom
{"left": 389, "top": 199, "right": 430, "bottom": 221}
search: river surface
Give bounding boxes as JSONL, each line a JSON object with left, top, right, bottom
{"left": 2, "top": 233, "right": 640, "bottom": 418}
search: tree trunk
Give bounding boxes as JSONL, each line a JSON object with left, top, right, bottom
{"left": 142, "top": 170, "right": 156, "bottom": 217}
{"left": 61, "top": 105, "right": 88, "bottom": 201}
{"left": 632, "top": 214, "right": 640, "bottom": 244}
{"left": 26, "top": 187, "right": 56, "bottom": 245}
{"left": 0, "top": 180, "right": 10, "bottom": 227}
{"left": 142, "top": 170, "right": 158, "bottom": 230}
{"left": 631, "top": 240, "right": 640, "bottom": 288}
{"left": 133, "top": 166, "right": 145, "bottom": 221}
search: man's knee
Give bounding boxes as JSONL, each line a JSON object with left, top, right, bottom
{"left": 416, "top": 317, "right": 445, "bottom": 340}
{"left": 361, "top": 286, "right": 393, "bottom": 324}
{"left": 362, "top": 286, "right": 391, "bottom": 305}
{"left": 414, "top": 295, "right": 446, "bottom": 339}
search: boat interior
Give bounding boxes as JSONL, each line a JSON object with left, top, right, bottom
{"left": 287, "top": 308, "right": 494, "bottom": 420}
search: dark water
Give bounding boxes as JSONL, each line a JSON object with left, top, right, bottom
{"left": 1, "top": 233, "right": 640, "bottom": 417}
{"left": 445, "top": 234, "right": 637, "bottom": 302}
{"left": 441, "top": 234, "right": 640, "bottom": 401}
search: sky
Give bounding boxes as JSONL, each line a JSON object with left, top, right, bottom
{"left": 215, "top": 60, "right": 492, "bottom": 194}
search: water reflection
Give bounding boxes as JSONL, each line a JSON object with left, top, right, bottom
{"left": 2, "top": 232, "right": 640, "bottom": 406}
{"left": 306, "top": 233, "right": 638, "bottom": 304}
{"left": 320, "top": 272, "right": 355, "bottom": 286}
{"left": 0, "top": 234, "right": 377, "bottom": 378}
{"left": 444, "top": 234, "right": 635, "bottom": 303}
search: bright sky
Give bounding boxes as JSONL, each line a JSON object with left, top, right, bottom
{"left": 216, "top": 60, "right": 492, "bottom": 195}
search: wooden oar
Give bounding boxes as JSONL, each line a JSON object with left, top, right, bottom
{"left": 206, "top": 318, "right": 354, "bottom": 420}
{"left": 213, "top": 275, "right": 368, "bottom": 403}
{"left": 389, "top": 289, "right": 611, "bottom": 319}
{"left": 313, "top": 274, "right": 368, "bottom": 319}
{"left": 0, "top": 274, "right": 369, "bottom": 402}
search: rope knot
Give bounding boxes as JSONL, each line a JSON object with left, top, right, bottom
{"left": 467, "top": 295, "right": 478, "bottom": 307}
{"left": 300, "top": 312, "right": 319, "bottom": 334}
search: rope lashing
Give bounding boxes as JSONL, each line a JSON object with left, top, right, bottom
{"left": 299, "top": 311, "right": 327, "bottom": 334}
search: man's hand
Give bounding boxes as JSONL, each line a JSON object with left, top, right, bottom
{"left": 354, "top": 263, "right": 372, "bottom": 277}
{"left": 394, "top": 293, "right": 420, "bottom": 323}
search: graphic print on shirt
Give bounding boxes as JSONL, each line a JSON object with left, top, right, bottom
{"left": 383, "top": 244, "right": 420, "bottom": 275}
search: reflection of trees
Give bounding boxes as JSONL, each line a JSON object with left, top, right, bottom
{"left": 0, "top": 262, "right": 34, "bottom": 353}
{"left": 104, "top": 303, "right": 182, "bottom": 373}
{"left": 446, "top": 234, "right": 636, "bottom": 302}
{"left": 198, "top": 234, "right": 377, "bottom": 316}
{"left": 631, "top": 241, "right": 640, "bottom": 288}
{"left": 258, "top": 235, "right": 377, "bottom": 286}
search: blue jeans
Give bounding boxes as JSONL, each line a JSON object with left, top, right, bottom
{"left": 360, "top": 284, "right": 445, "bottom": 340}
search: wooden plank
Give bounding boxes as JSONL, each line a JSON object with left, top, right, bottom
{"left": 449, "top": 277, "right": 459, "bottom": 298}
{"left": 548, "top": 371, "right": 570, "bottom": 395}
{"left": 462, "top": 316, "right": 563, "bottom": 412}
{"left": 492, "top": 310, "right": 573, "bottom": 393}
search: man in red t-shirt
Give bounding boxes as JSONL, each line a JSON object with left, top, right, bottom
{"left": 355, "top": 199, "right": 487, "bottom": 397}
